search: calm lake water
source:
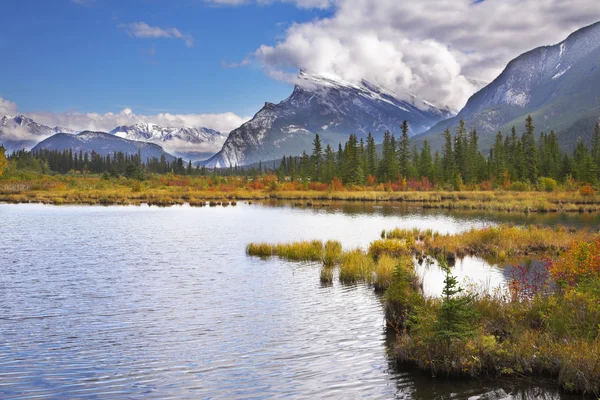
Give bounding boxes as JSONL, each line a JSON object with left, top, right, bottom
{"left": 0, "top": 202, "right": 597, "bottom": 399}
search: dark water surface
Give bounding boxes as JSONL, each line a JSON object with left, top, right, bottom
{"left": 0, "top": 203, "right": 594, "bottom": 399}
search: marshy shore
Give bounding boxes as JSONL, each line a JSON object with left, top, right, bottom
{"left": 1, "top": 175, "right": 600, "bottom": 213}
{"left": 247, "top": 226, "right": 600, "bottom": 396}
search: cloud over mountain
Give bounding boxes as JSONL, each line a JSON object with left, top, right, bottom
{"left": 246, "top": 0, "right": 600, "bottom": 110}
{"left": 0, "top": 97, "right": 248, "bottom": 135}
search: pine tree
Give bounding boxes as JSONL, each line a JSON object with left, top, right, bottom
{"left": 491, "top": 131, "right": 506, "bottom": 182}
{"left": 323, "top": 144, "right": 336, "bottom": 182}
{"left": 299, "top": 151, "right": 310, "bottom": 181}
{"left": 366, "top": 132, "right": 377, "bottom": 178}
{"left": 419, "top": 139, "right": 433, "bottom": 182}
{"left": 434, "top": 258, "right": 478, "bottom": 344}
{"left": 441, "top": 129, "right": 455, "bottom": 183}
{"left": 277, "top": 156, "right": 287, "bottom": 181}
{"left": 398, "top": 120, "right": 411, "bottom": 178}
{"left": 311, "top": 134, "right": 323, "bottom": 181}
{"left": 523, "top": 115, "right": 538, "bottom": 182}
{"left": 592, "top": 122, "right": 600, "bottom": 179}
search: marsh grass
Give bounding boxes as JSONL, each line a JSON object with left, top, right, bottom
{"left": 320, "top": 266, "right": 334, "bottom": 284}
{"left": 368, "top": 239, "right": 414, "bottom": 260}
{"left": 339, "top": 249, "right": 375, "bottom": 284}
{"left": 426, "top": 225, "right": 595, "bottom": 260}
{"left": 245, "top": 226, "right": 600, "bottom": 395}
{"left": 2, "top": 173, "right": 600, "bottom": 213}
{"left": 323, "top": 240, "right": 342, "bottom": 266}
{"left": 246, "top": 240, "right": 342, "bottom": 263}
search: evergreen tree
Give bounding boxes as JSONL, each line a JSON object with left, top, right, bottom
{"left": 366, "top": 132, "right": 377, "bottom": 178}
{"left": 490, "top": 131, "right": 506, "bottom": 182}
{"left": 398, "top": 120, "right": 411, "bottom": 178}
{"left": 419, "top": 139, "right": 433, "bottom": 182}
{"left": 323, "top": 144, "right": 336, "bottom": 182}
{"left": 523, "top": 115, "right": 538, "bottom": 182}
{"left": 311, "top": 133, "right": 323, "bottom": 181}
{"left": 434, "top": 259, "right": 478, "bottom": 344}
{"left": 299, "top": 151, "right": 310, "bottom": 181}
{"left": 441, "top": 129, "right": 456, "bottom": 183}
{"left": 592, "top": 122, "right": 600, "bottom": 179}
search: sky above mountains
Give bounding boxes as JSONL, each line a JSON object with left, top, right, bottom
{"left": 1, "top": 0, "right": 599, "bottom": 134}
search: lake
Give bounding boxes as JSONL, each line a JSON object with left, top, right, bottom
{"left": 0, "top": 202, "right": 595, "bottom": 399}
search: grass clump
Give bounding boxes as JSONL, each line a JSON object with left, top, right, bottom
{"left": 323, "top": 240, "right": 343, "bottom": 266}
{"left": 246, "top": 242, "right": 274, "bottom": 257}
{"left": 247, "top": 239, "right": 343, "bottom": 264}
{"left": 275, "top": 240, "right": 323, "bottom": 261}
{"left": 368, "top": 239, "right": 413, "bottom": 260}
{"left": 320, "top": 266, "right": 334, "bottom": 284}
{"left": 339, "top": 249, "right": 375, "bottom": 284}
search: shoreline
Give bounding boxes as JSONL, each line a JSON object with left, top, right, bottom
{"left": 1, "top": 190, "right": 600, "bottom": 213}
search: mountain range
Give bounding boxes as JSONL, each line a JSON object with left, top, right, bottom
{"left": 0, "top": 115, "right": 77, "bottom": 153}
{"left": 32, "top": 131, "right": 176, "bottom": 162}
{"left": 203, "top": 72, "right": 452, "bottom": 167}
{"left": 415, "top": 21, "right": 600, "bottom": 152}
{"left": 4, "top": 21, "right": 600, "bottom": 166}
{"left": 109, "top": 123, "right": 226, "bottom": 160}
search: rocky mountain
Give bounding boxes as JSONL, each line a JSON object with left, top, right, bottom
{"left": 32, "top": 131, "right": 176, "bottom": 162}
{"left": 204, "top": 72, "right": 453, "bottom": 167}
{"left": 0, "top": 115, "right": 77, "bottom": 153}
{"left": 109, "top": 123, "right": 226, "bottom": 161}
{"left": 415, "top": 21, "right": 600, "bottom": 152}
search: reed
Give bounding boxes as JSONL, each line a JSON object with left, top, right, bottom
{"left": 320, "top": 266, "right": 334, "bottom": 284}
{"left": 323, "top": 240, "right": 343, "bottom": 266}
{"left": 339, "top": 249, "right": 375, "bottom": 284}
{"left": 368, "top": 239, "right": 414, "bottom": 260}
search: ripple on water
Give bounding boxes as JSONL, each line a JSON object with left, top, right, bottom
{"left": 0, "top": 203, "right": 585, "bottom": 399}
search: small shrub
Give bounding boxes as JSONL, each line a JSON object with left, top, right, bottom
{"left": 580, "top": 184, "right": 596, "bottom": 197}
{"left": 537, "top": 177, "right": 557, "bottom": 192}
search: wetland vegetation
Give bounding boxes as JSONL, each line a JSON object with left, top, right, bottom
{"left": 247, "top": 225, "right": 600, "bottom": 396}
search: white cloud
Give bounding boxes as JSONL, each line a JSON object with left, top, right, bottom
{"left": 248, "top": 0, "right": 600, "bottom": 110}
{"left": 119, "top": 21, "right": 194, "bottom": 48}
{"left": 0, "top": 96, "right": 248, "bottom": 135}
{"left": 0, "top": 97, "right": 17, "bottom": 116}
{"left": 25, "top": 108, "right": 248, "bottom": 134}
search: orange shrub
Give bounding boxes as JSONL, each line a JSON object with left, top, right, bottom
{"left": 308, "top": 182, "right": 328, "bottom": 191}
{"left": 579, "top": 184, "right": 596, "bottom": 197}
{"left": 550, "top": 237, "right": 600, "bottom": 287}
{"left": 330, "top": 177, "right": 344, "bottom": 191}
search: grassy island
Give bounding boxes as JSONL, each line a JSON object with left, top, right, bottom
{"left": 247, "top": 226, "right": 600, "bottom": 396}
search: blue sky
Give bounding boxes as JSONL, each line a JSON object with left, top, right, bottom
{"left": 1, "top": 0, "right": 598, "bottom": 133}
{"left": 0, "top": 0, "right": 328, "bottom": 117}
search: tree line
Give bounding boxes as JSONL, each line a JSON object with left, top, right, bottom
{"left": 278, "top": 116, "right": 600, "bottom": 188}
{"left": 4, "top": 148, "right": 270, "bottom": 179}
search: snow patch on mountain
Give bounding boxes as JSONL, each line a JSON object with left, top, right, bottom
{"left": 204, "top": 72, "right": 453, "bottom": 167}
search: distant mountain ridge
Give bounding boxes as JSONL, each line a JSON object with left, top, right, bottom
{"left": 415, "top": 21, "right": 600, "bottom": 151}
{"left": 0, "top": 115, "right": 225, "bottom": 161}
{"left": 203, "top": 72, "right": 453, "bottom": 167}
{"left": 32, "top": 131, "right": 176, "bottom": 162}
{"left": 0, "top": 115, "right": 77, "bottom": 153}
{"left": 110, "top": 123, "right": 226, "bottom": 161}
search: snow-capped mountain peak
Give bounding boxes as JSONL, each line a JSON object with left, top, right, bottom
{"left": 204, "top": 71, "right": 454, "bottom": 168}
